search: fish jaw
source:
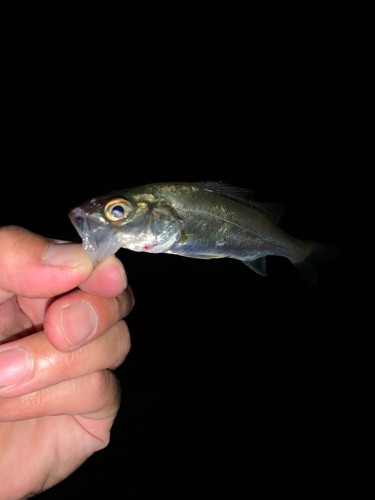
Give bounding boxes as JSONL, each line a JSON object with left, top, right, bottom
{"left": 69, "top": 207, "right": 122, "bottom": 265}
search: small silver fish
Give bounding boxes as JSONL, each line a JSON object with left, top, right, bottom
{"left": 69, "top": 181, "right": 338, "bottom": 284}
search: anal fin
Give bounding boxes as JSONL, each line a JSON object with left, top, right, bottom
{"left": 171, "top": 253, "right": 225, "bottom": 260}
{"left": 242, "top": 257, "right": 267, "bottom": 276}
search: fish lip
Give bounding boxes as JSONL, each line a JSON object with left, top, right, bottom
{"left": 69, "top": 207, "right": 98, "bottom": 253}
{"left": 69, "top": 206, "right": 108, "bottom": 264}
{"left": 69, "top": 208, "right": 85, "bottom": 238}
{"left": 69, "top": 206, "right": 122, "bottom": 264}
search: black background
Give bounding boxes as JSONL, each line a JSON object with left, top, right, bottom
{"left": 1, "top": 3, "right": 373, "bottom": 498}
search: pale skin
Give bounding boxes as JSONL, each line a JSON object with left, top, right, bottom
{"left": 0, "top": 226, "right": 135, "bottom": 500}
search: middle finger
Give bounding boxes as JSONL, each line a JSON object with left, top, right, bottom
{"left": 44, "top": 285, "right": 135, "bottom": 351}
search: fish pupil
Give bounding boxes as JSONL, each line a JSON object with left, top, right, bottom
{"left": 111, "top": 205, "right": 125, "bottom": 219}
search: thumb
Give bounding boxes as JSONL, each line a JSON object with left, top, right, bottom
{"left": 0, "top": 226, "right": 93, "bottom": 298}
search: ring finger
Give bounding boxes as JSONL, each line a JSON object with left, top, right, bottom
{"left": 0, "top": 369, "right": 121, "bottom": 421}
{"left": 0, "top": 319, "right": 130, "bottom": 400}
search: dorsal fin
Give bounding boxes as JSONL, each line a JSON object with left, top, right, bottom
{"left": 198, "top": 181, "right": 254, "bottom": 204}
{"left": 254, "top": 202, "right": 286, "bottom": 224}
{"left": 198, "top": 182, "right": 285, "bottom": 223}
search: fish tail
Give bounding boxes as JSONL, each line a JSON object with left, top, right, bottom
{"left": 291, "top": 241, "right": 341, "bottom": 285}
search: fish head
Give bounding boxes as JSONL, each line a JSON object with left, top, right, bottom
{"left": 69, "top": 191, "right": 182, "bottom": 264}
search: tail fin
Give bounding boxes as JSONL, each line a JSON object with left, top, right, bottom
{"left": 293, "top": 241, "right": 341, "bottom": 285}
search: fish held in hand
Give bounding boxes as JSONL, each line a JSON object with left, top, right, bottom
{"left": 69, "top": 181, "right": 339, "bottom": 284}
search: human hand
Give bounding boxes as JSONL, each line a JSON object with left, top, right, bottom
{"left": 0, "top": 226, "right": 134, "bottom": 500}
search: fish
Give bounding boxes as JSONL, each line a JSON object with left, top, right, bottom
{"left": 69, "top": 181, "right": 339, "bottom": 284}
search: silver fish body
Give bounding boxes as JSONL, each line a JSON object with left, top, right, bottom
{"left": 69, "top": 182, "right": 338, "bottom": 283}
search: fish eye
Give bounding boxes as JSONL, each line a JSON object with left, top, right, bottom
{"left": 104, "top": 198, "right": 132, "bottom": 223}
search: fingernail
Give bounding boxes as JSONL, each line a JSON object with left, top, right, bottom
{"left": 0, "top": 347, "right": 33, "bottom": 389}
{"left": 61, "top": 302, "right": 98, "bottom": 347}
{"left": 42, "top": 242, "right": 92, "bottom": 268}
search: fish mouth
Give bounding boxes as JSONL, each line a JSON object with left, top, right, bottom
{"left": 69, "top": 207, "right": 122, "bottom": 265}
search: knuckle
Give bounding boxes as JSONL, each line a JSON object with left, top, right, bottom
{"left": 0, "top": 226, "right": 35, "bottom": 253}
{"left": 0, "top": 225, "right": 23, "bottom": 240}
{"left": 110, "top": 320, "right": 131, "bottom": 369}
{"left": 86, "top": 370, "right": 108, "bottom": 393}
{"left": 109, "top": 295, "right": 122, "bottom": 319}
{"left": 117, "top": 286, "right": 135, "bottom": 319}
{"left": 86, "top": 370, "right": 121, "bottom": 412}
{"left": 14, "top": 389, "right": 47, "bottom": 419}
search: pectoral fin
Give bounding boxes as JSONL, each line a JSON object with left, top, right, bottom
{"left": 242, "top": 257, "right": 267, "bottom": 276}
